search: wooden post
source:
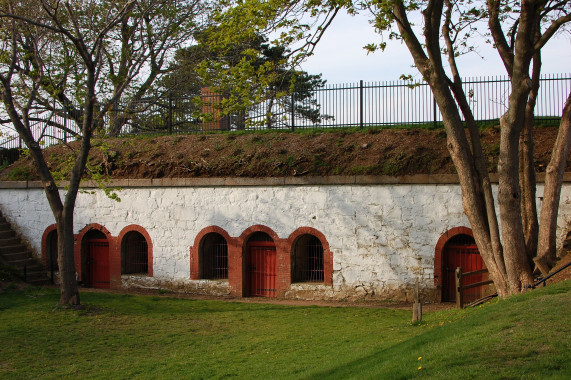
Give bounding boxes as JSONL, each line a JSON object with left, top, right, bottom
{"left": 455, "top": 267, "right": 464, "bottom": 309}
{"left": 412, "top": 278, "right": 422, "bottom": 322}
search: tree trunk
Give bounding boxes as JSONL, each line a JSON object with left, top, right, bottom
{"left": 519, "top": 54, "right": 541, "bottom": 265}
{"left": 57, "top": 211, "right": 80, "bottom": 305}
{"left": 536, "top": 91, "right": 571, "bottom": 273}
{"left": 390, "top": 0, "right": 511, "bottom": 296}
{"left": 497, "top": 80, "right": 535, "bottom": 291}
{"left": 109, "top": 110, "right": 128, "bottom": 137}
{"left": 436, "top": 82, "right": 509, "bottom": 297}
{"left": 491, "top": 0, "right": 537, "bottom": 292}
{"left": 265, "top": 93, "right": 275, "bottom": 129}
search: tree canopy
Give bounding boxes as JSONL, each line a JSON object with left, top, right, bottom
{"left": 162, "top": 28, "right": 330, "bottom": 129}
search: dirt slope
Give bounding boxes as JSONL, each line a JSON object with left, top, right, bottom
{"left": 1, "top": 126, "right": 567, "bottom": 180}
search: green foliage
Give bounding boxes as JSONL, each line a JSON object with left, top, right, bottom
{"left": 163, "top": 16, "right": 332, "bottom": 130}
{"left": 4, "top": 166, "right": 31, "bottom": 181}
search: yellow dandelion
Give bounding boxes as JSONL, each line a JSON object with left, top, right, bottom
{"left": 418, "top": 356, "right": 422, "bottom": 361}
{"left": 418, "top": 366, "right": 422, "bottom": 370}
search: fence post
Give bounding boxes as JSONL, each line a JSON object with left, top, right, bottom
{"left": 291, "top": 92, "right": 295, "bottom": 131}
{"left": 455, "top": 267, "right": 464, "bottom": 309}
{"left": 412, "top": 278, "right": 422, "bottom": 322}
{"left": 63, "top": 112, "right": 68, "bottom": 143}
{"left": 168, "top": 92, "right": 173, "bottom": 134}
{"left": 360, "top": 80, "right": 364, "bottom": 129}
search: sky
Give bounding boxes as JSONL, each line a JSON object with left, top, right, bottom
{"left": 299, "top": 10, "right": 571, "bottom": 85}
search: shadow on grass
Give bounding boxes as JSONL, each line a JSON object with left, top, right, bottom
{"left": 306, "top": 281, "right": 571, "bottom": 379}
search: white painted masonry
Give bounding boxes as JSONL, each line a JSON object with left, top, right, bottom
{"left": 1, "top": 175, "right": 570, "bottom": 301}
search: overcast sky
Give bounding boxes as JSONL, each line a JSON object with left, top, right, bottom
{"left": 299, "top": 11, "right": 571, "bottom": 85}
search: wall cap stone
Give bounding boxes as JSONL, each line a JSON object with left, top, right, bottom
{"left": 1, "top": 173, "right": 571, "bottom": 189}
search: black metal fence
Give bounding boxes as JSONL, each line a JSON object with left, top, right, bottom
{"left": 1, "top": 73, "right": 569, "bottom": 155}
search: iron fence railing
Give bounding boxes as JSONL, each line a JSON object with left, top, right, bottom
{"left": 0, "top": 73, "right": 569, "bottom": 155}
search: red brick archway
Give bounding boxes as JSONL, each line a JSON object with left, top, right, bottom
{"left": 238, "top": 225, "right": 287, "bottom": 297}
{"left": 191, "top": 225, "right": 332, "bottom": 298}
{"left": 288, "top": 227, "right": 333, "bottom": 286}
{"left": 41, "top": 225, "right": 58, "bottom": 283}
{"left": 434, "top": 226, "right": 487, "bottom": 302}
{"left": 41, "top": 224, "right": 57, "bottom": 267}
{"left": 434, "top": 227, "right": 473, "bottom": 289}
{"left": 118, "top": 225, "right": 154, "bottom": 277}
{"left": 75, "top": 223, "right": 118, "bottom": 288}
{"left": 190, "top": 226, "right": 235, "bottom": 283}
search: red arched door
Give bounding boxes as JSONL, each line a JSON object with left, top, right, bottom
{"left": 86, "top": 238, "right": 110, "bottom": 289}
{"left": 442, "top": 234, "right": 485, "bottom": 303}
{"left": 246, "top": 237, "right": 277, "bottom": 298}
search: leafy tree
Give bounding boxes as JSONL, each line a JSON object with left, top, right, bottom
{"left": 105, "top": 0, "right": 206, "bottom": 136}
{"left": 214, "top": 0, "right": 571, "bottom": 296}
{"left": 163, "top": 29, "right": 331, "bottom": 129}
{"left": 0, "top": 0, "right": 200, "bottom": 305}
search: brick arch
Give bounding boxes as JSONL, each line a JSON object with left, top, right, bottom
{"left": 238, "top": 224, "right": 280, "bottom": 245}
{"left": 76, "top": 223, "right": 113, "bottom": 241}
{"left": 190, "top": 226, "right": 233, "bottom": 281}
{"left": 41, "top": 224, "right": 58, "bottom": 267}
{"left": 74, "top": 223, "right": 117, "bottom": 287}
{"left": 238, "top": 225, "right": 288, "bottom": 297}
{"left": 433, "top": 226, "right": 474, "bottom": 289}
{"left": 288, "top": 227, "right": 333, "bottom": 286}
{"left": 118, "top": 225, "right": 154, "bottom": 277}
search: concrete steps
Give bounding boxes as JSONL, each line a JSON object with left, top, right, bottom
{"left": 0, "top": 212, "right": 49, "bottom": 286}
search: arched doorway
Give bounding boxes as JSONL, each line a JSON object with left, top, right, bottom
{"left": 246, "top": 232, "right": 276, "bottom": 297}
{"left": 442, "top": 233, "right": 486, "bottom": 303}
{"left": 82, "top": 230, "right": 110, "bottom": 289}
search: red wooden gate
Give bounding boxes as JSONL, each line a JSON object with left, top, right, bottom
{"left": 442, "top": 235, "right": 486, "bottom": 303}
{"left": 86, "top": 239, "right": 110, "bottom": 289}
{"left": 246, "top": 241, "right": 277, "bottom": 297}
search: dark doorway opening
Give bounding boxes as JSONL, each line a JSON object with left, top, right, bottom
{"left": 200, "top": 233, "right": 228, "bottom": 280}
{"left": 292, "top": 234, "right": 324, "bottom": 283}
{"left": 121, "top": 231, "right": 148, "bottom": 275}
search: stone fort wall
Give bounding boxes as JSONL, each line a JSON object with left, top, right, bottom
{"left": 1, "top": 175, "right": 570, "bottom": 302}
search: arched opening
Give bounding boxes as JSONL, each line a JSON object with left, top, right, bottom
{"left": 46, "top": 229, "right": 59, "bottom": 284}
{"left": 199, "top": 232, "right": 228, "bottom": 280}
{"left": 246, "top": 232, "right": 276, "bottom": 297}
{"left": 121, "top": 231, "right": 148, "bottom": 275}
{"left": 442, "top": 233, "right": 486, "bottom": 303}
{"left": 82, "top": 230, "right": 110, "bottom": 289}
{"left": 292, "top": 234, "right": 324, "bottom": 283}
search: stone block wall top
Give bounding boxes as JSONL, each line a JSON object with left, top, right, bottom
{"left": 2, "top": 173, "right": 570, "bottom": 189}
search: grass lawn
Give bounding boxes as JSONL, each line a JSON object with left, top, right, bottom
{"left": 1, "top": 281, "right": 570, "bottom": 379}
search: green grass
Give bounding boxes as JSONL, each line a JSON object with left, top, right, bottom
{"left": 1, "top": 281, "right": 570, "bottom": 379}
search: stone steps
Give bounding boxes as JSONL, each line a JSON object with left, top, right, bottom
{"left": 0, "top": 211, "right": 49, "bottom": 286}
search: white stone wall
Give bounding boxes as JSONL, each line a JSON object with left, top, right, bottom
{"left": 1, "top": 180, "right": 571, "bottom": 300}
